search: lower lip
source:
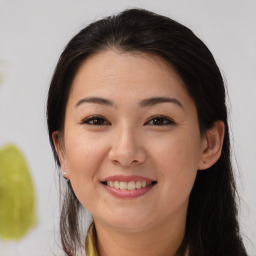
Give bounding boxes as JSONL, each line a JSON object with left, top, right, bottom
{"left": 102, "top": 184, "right": 154, "bottom": 199}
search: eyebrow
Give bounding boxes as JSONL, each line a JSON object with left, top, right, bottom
{"left": 75, "top": 97, "right": 115, "bottom": 108}
{"left": 75, "top": 96, "right": 183, "bottom": 109}
{"left": 140, "top": 97, "right": 183, "bottom": 108}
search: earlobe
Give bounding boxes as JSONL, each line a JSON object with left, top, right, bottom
{"left": 198, "top": 121, "right": 225, "bottom": 170}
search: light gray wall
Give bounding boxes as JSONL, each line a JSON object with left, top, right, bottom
{"left": 0, "top": 0, "right": 255, "bottom": 255}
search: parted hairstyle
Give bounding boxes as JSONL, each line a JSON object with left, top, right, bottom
{"left": 47, "top": 8, "right": 248, "bottom": 256}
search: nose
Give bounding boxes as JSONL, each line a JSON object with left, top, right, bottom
{"left": 108, "top": 126, "right": 146, "bottom": 167}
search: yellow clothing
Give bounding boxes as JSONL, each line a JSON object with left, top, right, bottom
{"left": 85, "top": 223, "right": 98, "bottom": 256}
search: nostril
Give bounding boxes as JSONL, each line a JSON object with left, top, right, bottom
{"left": 108, "top": 144, "right": 146, "bottom": 167}
{"left": 111, "top": 159, "right": 140, "bottom": 167}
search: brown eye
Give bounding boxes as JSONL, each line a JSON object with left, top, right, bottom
{"left": 145, "top": 116, "right": 175, "bottom": 126}
{"left": 82, "top": 116, "right": 110, "bottom": 125}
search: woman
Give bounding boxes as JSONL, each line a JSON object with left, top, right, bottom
{"left": 47, "top": 8, "right": 248, "bottom": 256}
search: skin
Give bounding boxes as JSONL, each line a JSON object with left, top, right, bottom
{"left": 53, "top": 50, "right": 224, "bottom": 256}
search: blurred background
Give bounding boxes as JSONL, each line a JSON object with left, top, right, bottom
{"left": 0, "top": 0, "right": 255, "bottom": 255}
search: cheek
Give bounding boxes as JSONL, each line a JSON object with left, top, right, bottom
{"left": 65, "top": 131, "right": 105, "bottom": 171}
{"left": 150, "top": 132, "right": 200, "bottom": 203}
{"left": 64, "top": 134, "right": 108, "bottom": 199}
{"left": 151, "top": 130, "right": 201, "bottom": 169}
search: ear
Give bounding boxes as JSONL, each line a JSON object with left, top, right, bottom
{"left": 198, "top": 121, "right": 225, "bottom": 170}
{"left": 52, "top": 131, "right": 69, "bottom": 178}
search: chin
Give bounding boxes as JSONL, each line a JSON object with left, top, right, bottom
{"left": 95, "top": 210, "right": 156, "bottom": 232}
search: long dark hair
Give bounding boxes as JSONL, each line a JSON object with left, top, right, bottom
{"left": 47, "top": 8, "right": 248, "bottom": 256}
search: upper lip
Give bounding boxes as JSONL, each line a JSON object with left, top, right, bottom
{"left": 101, "top": 175, "right": 156, "bottom": 182}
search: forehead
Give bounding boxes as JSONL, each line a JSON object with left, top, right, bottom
{"left": 69, "top": 50, "right": 188, "bottom": 100}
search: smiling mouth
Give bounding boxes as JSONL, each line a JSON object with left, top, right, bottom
{"left": 101, "top": 180, "right": 157, "bottom": 190}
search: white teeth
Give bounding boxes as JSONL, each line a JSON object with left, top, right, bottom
{"left": 105, "top": 180, "right": 154, "bottom": 190}
{"left": 107, "top": 181, "right": 114, "bottom": 188}
{"left": 114, "top": 181, "right": 120, "bottom": 189}
{"left": 135, "top": 181, "right": 142, "bottom": 189}
{"left": 127, "top": 181, "right": 135, "bottom": 190}
{"left": 120, "top": 181, "right": 128, "bottom": 190}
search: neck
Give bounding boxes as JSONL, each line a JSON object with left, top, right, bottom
{"left": 93, "top": 211, "right": 186, "bottom": 256}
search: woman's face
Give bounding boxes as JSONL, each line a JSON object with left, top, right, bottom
{"left": 56, "top": 50, "right": 207, "bottom": 232}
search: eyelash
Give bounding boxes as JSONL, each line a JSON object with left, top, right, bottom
{"left": 144, "top": 115, "right": 176, "bottom": 126}
{"left": 81, "top": 115, "right": 110, "bottom": 125}
{"left": 81, "top": 115, "right": 175, "bottom": 126}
